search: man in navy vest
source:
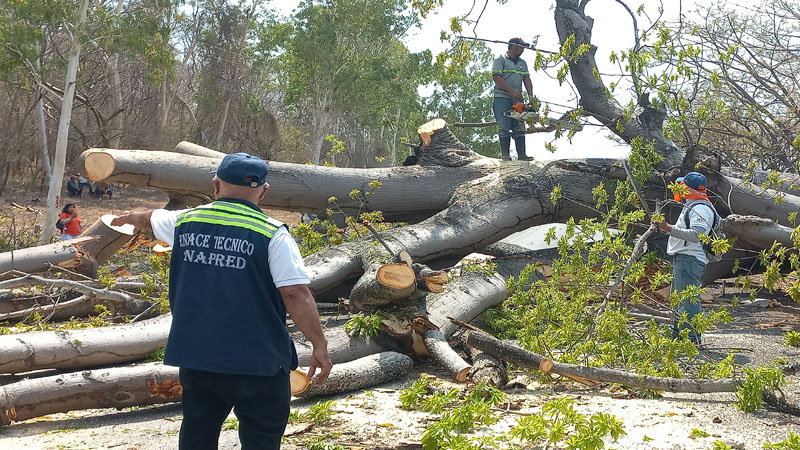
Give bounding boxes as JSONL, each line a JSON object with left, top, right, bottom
{"left": 112, "top": 153, "right": 332, "bottom": 449}
{"left": 492, "top": 37, "right": 535, "bottom": 160}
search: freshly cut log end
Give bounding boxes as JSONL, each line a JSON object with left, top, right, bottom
{"left": 417, "top": 118, "right": 448, "bottom": 147}
{"left": 290, "top": 370, "right": 311, "bottom": 395}
{"left": 296, "top": 351, "right": 413, "bottom": 398}
{"left": 424, "top": 280, "right": 445, "bottom": 293}
{"left": 82, "top": 150, "right": 116, "bottom": 181}
{"left": 539, "top": 358, "right": 554, "bottom": 373}
{"left": 423, "top": 330, "right": 471, "bottom": 383}
{"left": 376, "top": 263, "right": 416, "bottom": 289}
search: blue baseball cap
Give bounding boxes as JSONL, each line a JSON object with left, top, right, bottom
{"left": 211, "top": 153, "right": 269, "bottom": 187}
{"left": 676, "top": 171, "right": 707, "bottom": 190}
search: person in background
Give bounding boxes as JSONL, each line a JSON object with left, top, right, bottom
{"left": 492, "top": 37, "right": 534, "bottom": 161}
{"left": 76, "top": 173, "right": 93, "bottom": 195}
{"left": 655, "top": 171, "right": 717, "bottom": 345}
{"left": 92, "top": 181, "right": 113, "bottom": 199}
{"left": 66, "top": 176, "right": 81, "bottom": 197}
{"left": 111, "top": 152, "right": 331, "bottom": 450}
{"left": 58, "top": 203, "right": 81, "bottom": 240}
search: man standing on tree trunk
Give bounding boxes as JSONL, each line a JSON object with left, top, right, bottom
{"left": 111, "top": 153, "right": 332, "bottom": 450}
{"left": 655, "top": 171, "right": 717, "bottom": 345}
{"left": 492, "top": 37, "right": 534, "bottom": 161}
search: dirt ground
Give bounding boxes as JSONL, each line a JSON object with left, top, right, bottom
{"left": 0, "top": 184, "right": 300, "bottom": 246}
{"left": 2, "top": 187, "right": 800, "bottom": 449}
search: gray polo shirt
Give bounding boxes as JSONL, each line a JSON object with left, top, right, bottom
{"left": 492, "top": 54, "right": 529, "bottom": 99}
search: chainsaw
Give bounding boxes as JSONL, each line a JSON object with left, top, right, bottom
{"left": 504, "top": 101, "right": 538, "bottom": 121}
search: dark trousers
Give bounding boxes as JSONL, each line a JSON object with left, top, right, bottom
{"left": 178, "top": 367, "right": 291, "bottom": 450}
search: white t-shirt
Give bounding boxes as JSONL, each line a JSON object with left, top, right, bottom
{"left": 666, "top": 200, "right": 716, "bottom": 264}
{"left": 150, "top": 207, "right": 309, "bottom": 288}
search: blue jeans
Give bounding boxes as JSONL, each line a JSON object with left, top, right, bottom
{"left": 178, "top": 368, "right": 290, "bottom": 450}
{"left": 671, "top": 253, "right": 705, "bottom": 343}
{"left": 493, "top": 97, "right": 524, "bottom": 139}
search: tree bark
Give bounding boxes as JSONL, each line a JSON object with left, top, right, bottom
{"left": 721, "top": 214, "right": 794, "bottom": 248}
{"left": 173, "top": 141, "right": 225, "bottom": 158}
{"left": 77, "top": 148, "right": 481, "bottom": 222}
{"left": 0, "top": 315, "right": 171, "bottom": 375}
{"left": 0, "top": 237, "right": 97, "bottom": 277}
{"left": 423, "top": 330, "right": 471, "bottom": 382}
{"left": 464, "top": 329, "right": 743, "bottom": 393}
{"left": 0, "top": 362, "right": 180, "bottom": 425}
{"left": 38, "top": 0, "right": 90, "bottom": 244}
{"left": 35, "top": 85, "right": 51, "bottom": 189}
{"left": 424, "top": 271, "right": 507, "bottom": 337}
{"left": 296, "top": 351, "right": 413, "bottom": 398}
{"left": 460, "top": 333, "right": 507, "bottom": 387}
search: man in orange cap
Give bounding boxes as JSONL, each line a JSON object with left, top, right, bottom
{"left": 655, "top": 171, "right": 718, "bottom": 345}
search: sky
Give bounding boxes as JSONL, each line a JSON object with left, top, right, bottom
{"left": 274, "top": 0, "right": 712, "bottom": 160}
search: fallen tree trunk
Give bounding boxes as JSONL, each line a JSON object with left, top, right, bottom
{"left": 294, "top": 327, "right": 396, "bottom": 367}
{"left": 0, "top": 314, "right": 171, "bottom": 374}
{"left": 296, "top": 351, "right": 413, "bottom": 398}
{"left": 0, "top": 237, "right": 97, "bottom": 277}
{"left": 425, "top": 271, "right": 508, "bottom": 337}
{"left": 78, "top": 148, "right": 482, "bottom": 222}
{"left": 0, "top": 352, "right": 415, "bottom": 425}
{"left": 423, "top": 330, "right": 470, "bottom": 382}
{"left": 721, "top": 214, "right": 794, "bottom": 248}
{"left": 0, "top": 312, "right": 393, "bottom": 375}
{"left": 464, "top": 329, "right": 744, "bottom": 393}
{"left": 0, "top": 362, "right": 180, "bottom": 425}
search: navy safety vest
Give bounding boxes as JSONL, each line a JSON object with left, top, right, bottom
{"left": 163, "top": 198, "right": 298, "bottom": 376}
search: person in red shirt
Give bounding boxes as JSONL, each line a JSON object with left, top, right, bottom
{"left": 58, "top": 204, "right": 81, "bottom": 240}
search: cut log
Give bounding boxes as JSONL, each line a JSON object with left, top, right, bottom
{"left": 464, "top": 329, "right": 743, "bottom": 393}
{"left": 460, "top": 333, "right": 507, "bottom": 387}
{"left": 349, "top": 247, "right": 417, "bottom": 312}
{"left": 423, "top": 330, "right": 471, "bottom": 382}
{"left": 416, "top": 119, "right": 482, "bottom": 167}
{"left": 0, "top": 362, "right": 180, "bottom": 425}
{"left": 78, "top": 148, "right": 479, "bottom": 222}
{"left": 0, "top": 311, "right": 390, "bottom": 375}
{"left": 0, "top": 314, "right": 171, "bottom": 374}
{"left": 0, "top": 237, "right": 97, "bottom": 277}
{"left": 425, "top": 271, "right": 507, "bottom": 337}
{"left": 721, "top": 214, "right": 793, "bottom": 248}
{"left": 295, "top": 351, "right": 413, "bottom": 398}
{"left": 294, "top": 326, "right": 395, "bottom": 367}
{"left": 376, "top": 264, "right": 416, "bottom": 289}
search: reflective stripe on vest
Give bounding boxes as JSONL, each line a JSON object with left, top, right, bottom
{"left": 177, "top": 206, "right": 280, "bottom": 239}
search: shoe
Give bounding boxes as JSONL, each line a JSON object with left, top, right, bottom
{"left": 500, "top": 137, "right": 511, "bottom": 160}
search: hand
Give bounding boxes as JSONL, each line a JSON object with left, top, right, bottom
{"left": 306, "top": 345, "right": 332, "bottom": 385}
{"left": 110, "top": 215, "right": 131, "bottom": 227}
{"left": 655, "top": 221, "right": 671, "bottom": 232}
{"left": 510, "top": 89, "right": 523, "bottom": 100}
{"left": 71, "top": 212, "right": 78, "bottom": 218}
